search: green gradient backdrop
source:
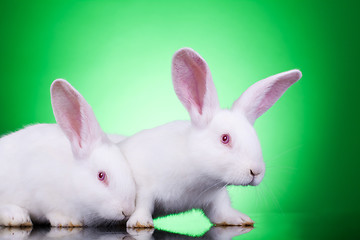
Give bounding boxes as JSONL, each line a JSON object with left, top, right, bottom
{"left": 1, "top": 0, "right": 359, "bottom": 238}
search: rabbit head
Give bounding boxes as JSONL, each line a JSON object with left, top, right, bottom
{"left": 172, "top": 48, "right": 302, "bottom": 187}
{"left": 50, "top": 80, "right": 136, "bottom": 223}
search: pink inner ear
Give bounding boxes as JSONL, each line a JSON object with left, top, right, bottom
{"left": 232, "top": 69, "right": 302, "bottom": 124}
{"left": 52, "top": 82, "right": 83, "bottom": 148}
{"left": 173, "top": 50, "right": 208, "bottom": 115}
{"left": 183, "top": 53, "right": 207, "bottom": 114}
{"left": 51, "top": 79, "right": 106, "bottom": 159}
{"left": 256, "top": 77, "right": 292, "bottom": 118}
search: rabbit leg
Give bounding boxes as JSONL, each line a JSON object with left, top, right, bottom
{"left": 204, "top": 188, "right": 254, "bottom": 226}
{"left": 46, "top": 212, "right": 83, "bottom": 228}
{"left": 0, "top": 204, "right": 32, "bottom": 227}
{"left": 126, "top": 190, "right": 154, "bottom": 228}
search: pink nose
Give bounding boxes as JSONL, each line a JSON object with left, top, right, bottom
{"left": 122, "top": 205, "right": 135, "bottom": 217}
{"left": 250, "top": 169, "right": 261, "bottom": 176}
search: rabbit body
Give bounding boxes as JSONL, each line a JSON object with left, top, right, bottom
{"left": 1, "top": 124, "right": 87, "bottom": 225}
{"left": 122, "top": 48, "right": 302, "bottom": 228}
{"left": 121, "top": 114, "right": 260, "bottom": 227}
{"left": 0, "top": 80, "right": 136, "bottom": 227}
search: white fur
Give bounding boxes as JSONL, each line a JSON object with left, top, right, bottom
{"left": 120, "top": 48, "right": 302, "bottom": 227}
{"left": 107, "top": 134, "right": 127, "bottom": 144}
{"left": 0, "top": 80, "right": 136, "bottom": 227}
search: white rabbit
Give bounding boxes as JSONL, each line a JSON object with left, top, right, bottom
{"left": 0, "top": 79, "right": 136, "bottom": 227}
{"left": 120, "top": 48, "right": 302, "bottom": 228}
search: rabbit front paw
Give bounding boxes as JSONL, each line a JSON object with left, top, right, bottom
{"left": 126, "top": 211, "right": 153, "bottom": 228}
{"left": 0, "top": 205, "right": 32, "bottom": 227}
{"left": 46, "top": 212, "right": 83, "bottom": 228}
{"left": 211, "top": 210, "right": 254, "bottom": 227}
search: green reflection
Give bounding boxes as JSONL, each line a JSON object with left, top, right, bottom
{"left": 154, "top": 209, "right": 212, "bottom": 237}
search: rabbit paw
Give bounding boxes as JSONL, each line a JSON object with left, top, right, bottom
{"left": 127, "top": 211, "right": 154, "bottom": 228}
{"left": 0, "top": 205, "right": 32, "bottom": 227}
{"left": 211, "top": 210, "right": 254, "bottom": 227}
{"left": 46, "top": 212, "right": 83, "bottom": 228}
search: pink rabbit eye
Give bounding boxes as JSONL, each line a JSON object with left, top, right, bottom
{"left": 221, "top": 134, "right": 230, "bottom": 144}
{"left": 98, "top": 171, "right": 107, "bottom": 182}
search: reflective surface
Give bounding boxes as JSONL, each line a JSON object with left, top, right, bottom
{"left": 0, "top": 213, "right": 357, "bottom": 239}
{"left": 0, "top": 225, "right": 252, "bottom": 240}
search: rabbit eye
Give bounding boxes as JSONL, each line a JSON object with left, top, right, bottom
{"left": 221, "top": 134, "right": 230, "bottom": 144}
{"left": 98, "top": 171, "right": 107, "bottom": 183}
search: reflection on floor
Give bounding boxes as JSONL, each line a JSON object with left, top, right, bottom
{"left": 1, "top": 212, "right": 358, "bottom": 239}
{"left": 0, "top": 225, "right": 252, "bottom": 240}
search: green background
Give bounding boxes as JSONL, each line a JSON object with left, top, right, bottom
{"left": 1, "top": 0, "right": 358, "bottom": 238}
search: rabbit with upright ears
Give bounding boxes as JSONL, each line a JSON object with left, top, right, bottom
{"left": 120, "top": 48, "right": 302, "bottom": 228}
{"left": 0, "top": 80, "right": 136, "bottom": 227}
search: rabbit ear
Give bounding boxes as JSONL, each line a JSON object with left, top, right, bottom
{"left": 50, "top": 79, "right": 105, "bottom": 159}
{"left": 172, "top": 48, "right": 220, "bottom": 127}
{"left": 232, "top": 69, "right": 302, "bottom": 125}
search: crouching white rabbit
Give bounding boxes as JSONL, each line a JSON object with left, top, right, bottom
{"left": 0, "top": 80, "right": 136, "bottom": 227}
{"left": 120, "top": 48, "right": 302, "bottom": 228}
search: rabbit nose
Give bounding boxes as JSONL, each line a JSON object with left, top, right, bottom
{"left": 121, "top": 211, "right": 130, "bottom": 220}
{"left": 250, "top": 169, "right": 261, "bottom": 176}
{"left": 122, "top": 209, "right": 132, "bottom": 217}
